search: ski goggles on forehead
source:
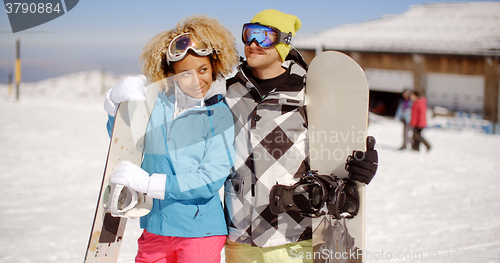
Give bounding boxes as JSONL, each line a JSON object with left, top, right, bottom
{"left": 167, "top": 33, "right": 213, "bottom": 65}
{"left": 242, "top": 23, "right": 293, "bottom": 48}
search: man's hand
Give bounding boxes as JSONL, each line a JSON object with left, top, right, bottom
{"left": 345, "top": 136, "right": 378, "bottom": 184}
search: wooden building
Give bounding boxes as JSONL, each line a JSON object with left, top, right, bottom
{"left": 294, "top": 2, "right": 500, "bottom": 122}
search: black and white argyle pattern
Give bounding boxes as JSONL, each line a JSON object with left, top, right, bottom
{"left": 224, "top": 61, "right": 312, "bottom": 247}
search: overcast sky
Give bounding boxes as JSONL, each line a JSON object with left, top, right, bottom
{"left": 0, "top": 0, "right": 489, "bottom": 82}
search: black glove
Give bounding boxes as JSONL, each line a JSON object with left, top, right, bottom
{"left": 345, "top": 136, "right": 378, "bottom": 184}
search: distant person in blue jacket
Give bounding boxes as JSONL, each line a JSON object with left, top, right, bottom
{"left": 395, "top": 89, "right": 413, "bottom": 150}
{"left": 103, "top": 15, "right": 238, "bottom": 263}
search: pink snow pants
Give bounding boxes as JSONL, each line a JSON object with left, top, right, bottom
{"left": 135, "top": 230, "right": 226, "bottom": 263}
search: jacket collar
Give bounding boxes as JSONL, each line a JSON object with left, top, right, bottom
{"left": 172, "top": 77, "right": 226, "bottom": 118}
{"left": 233, "top": 53, "right": 307, "bottom": 104}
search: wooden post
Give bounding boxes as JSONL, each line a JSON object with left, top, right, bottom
{"left": 412, "top": 54, "right": 425, "bottom": 96}
{"left": 483, "top": 57, "right": 499, "bottom": 122}
{"left": 15, "top": 39, "right": 21, "bottom": 100}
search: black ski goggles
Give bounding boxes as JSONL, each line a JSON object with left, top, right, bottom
{"left": 242, "top": 23, "right": 293, "bottom": 48}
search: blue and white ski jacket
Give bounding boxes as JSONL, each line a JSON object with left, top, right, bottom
{"left": 106, "top": 78, "right": 235, "bottom": 238}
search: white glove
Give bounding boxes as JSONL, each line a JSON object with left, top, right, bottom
{"left": 104, "top": 75, "right": 148, "bottom": 116}
{"left": 109, "top": 160, "right": 166, "bottom": 200}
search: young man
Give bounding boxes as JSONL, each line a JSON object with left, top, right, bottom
{"left": 224, "top": 9, "right": 378, "bottom": 263}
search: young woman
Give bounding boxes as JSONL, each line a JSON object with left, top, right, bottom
{"left": 103, "top": 15, "right": 238, "bottom": 263}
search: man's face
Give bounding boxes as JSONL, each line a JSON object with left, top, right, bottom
{"left": 244, "top": 41, "right": 282, "bottom": 71}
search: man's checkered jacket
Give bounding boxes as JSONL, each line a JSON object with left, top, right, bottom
{"left": 224, "top": 56, "right": 312, "bottom": 248}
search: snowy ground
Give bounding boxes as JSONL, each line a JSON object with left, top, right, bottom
{"left": 365, "top": 116, "right": 500, "bottom": 263}
{"left": 0, "top": 72, "right": 499, "bottom": 262}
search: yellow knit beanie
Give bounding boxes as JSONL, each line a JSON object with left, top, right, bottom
{"left": 250, "top": 9, "right": 301, "bottom": 62}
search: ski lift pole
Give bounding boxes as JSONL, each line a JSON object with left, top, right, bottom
{"left": 15, "top": 39, "right": 21, "bottom": 100}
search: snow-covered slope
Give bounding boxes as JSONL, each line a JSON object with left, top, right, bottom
{"left": 1, "top": 70, "right": 135, "bottom": 103}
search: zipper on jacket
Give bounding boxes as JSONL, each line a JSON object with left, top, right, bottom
{"left": 166, "top": 120, "right": 175, "bottom": 141}
{"left": 194, "top": 205, "right": 200, "bottom": 218}
{"left": 165, "top": 105, "right": 205, "bottom": 140}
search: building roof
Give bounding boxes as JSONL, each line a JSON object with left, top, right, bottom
{"left": 294, "top": 2, "right": 500, "bottom": 56}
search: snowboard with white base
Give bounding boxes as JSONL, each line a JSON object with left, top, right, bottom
{"left": 307, "top": 51, "right": 369, "bottom": 263}
{"left": 84, "top": 82, "right": 159, "bottom": 262}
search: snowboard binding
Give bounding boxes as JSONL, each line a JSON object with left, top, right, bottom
{"left": 269, "top": 171, "right": 359, "bottom": 219}
{"left": 103, "top": 183, "right": 153, "bottom": 218}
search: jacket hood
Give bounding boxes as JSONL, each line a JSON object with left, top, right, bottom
{"left": 284, "top": 47, "right": 308, "bottom": 70}
{"left": 174, "top": 77, "right": 226, "bottom": 118}
{"left": 232, "top": 48, "right": 307, "bottom": 102}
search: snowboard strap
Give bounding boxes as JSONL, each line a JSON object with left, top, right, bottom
{"left": 269, "top": 171, "right": 359, "bottom": 219}
{"left": 329, "top": 176, "right": 359, "bottom": 219}
{"left": 103, "top": 183, "right": 153, "bottom": 218}
{"left": 314, "top": 216, "right": 356, "bottom": 263}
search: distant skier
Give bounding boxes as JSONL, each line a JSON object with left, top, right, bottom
{"left": 395, "top": 89, "right": 413, "bottom": 150}
{"left": 410, "top": 91, "right": 431, "bottom": 151}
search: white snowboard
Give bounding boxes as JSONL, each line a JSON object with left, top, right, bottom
{"left": 307, "top": 51, "right": 369, "bottom": 263}
{"left": 84, "top": 82, "right": 159, "bottom": 262}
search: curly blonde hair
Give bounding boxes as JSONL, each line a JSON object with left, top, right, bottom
{"left": 140, "top": 15, "right": 239, "bottom": 85}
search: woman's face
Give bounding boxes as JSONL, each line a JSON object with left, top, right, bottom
{"left": 172, "top": 54, "right": 213, "bottom": 99}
